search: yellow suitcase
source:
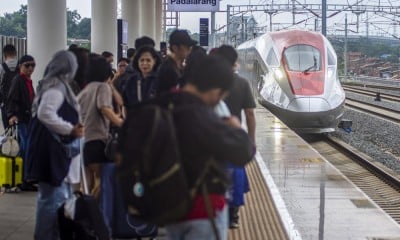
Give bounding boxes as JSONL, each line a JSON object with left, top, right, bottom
{"left": 0, "top": 156, "right": 23, "bottom": 190}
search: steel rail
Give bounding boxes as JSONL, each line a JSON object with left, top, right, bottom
{"left": 343, "top": 86, "right": 400, "bottom": 102}
{"left": 345, "top": 98, "right": 400, "bottom": 123}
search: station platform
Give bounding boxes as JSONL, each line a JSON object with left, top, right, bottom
{"left": 249, "top": 106, "right": 400, "bottom": 239}
{"left": 1, "top": 107, "right": 400, "bottom": 240}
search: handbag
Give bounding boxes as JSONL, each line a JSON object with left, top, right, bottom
{"left": 0, "top": 125, "right": 20, "bottom": 157}
{"left": 104, "top": 129, "right": 119, "bottom": 161}
{"left": 51, "top": 133, "right": 80, "bottom": 159}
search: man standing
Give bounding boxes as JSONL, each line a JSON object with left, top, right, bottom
{"left": 156, "top": 29, "right": 197, "bottom": 95}
{"left": 213, "top": 45, "right": 256, "bottom": 229}
{"left": 0, "top": 44, "right": 18, "bottom": 129}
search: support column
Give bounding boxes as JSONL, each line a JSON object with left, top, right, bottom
{"left": 141, "top": 0, "right": 156, "bottom": 40}
{"left": 27, "top": 0, "right": 66, "bottom": 85}
{"left": 211, "top": 11, "right": 216, "bottom": 48}
{"left": 121, "top": 0, "right": 141, "bottom": 49}
{"left": 91, "top": 0, "right": 118, "bottom": 66}
{"left": 155, "top": 0, "right": 163, "bottom": 49}
{"left": 322, "top": 0, "right": 327, "bottom": 36}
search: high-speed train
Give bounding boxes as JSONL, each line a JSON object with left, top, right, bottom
{"left": 237, "top": 29, "right": 345, "bottom": 133}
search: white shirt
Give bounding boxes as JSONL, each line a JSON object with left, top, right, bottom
{"left": 214, "top": 100, "right": 231, "bottom": 118}
{"left": 37, "top": 88, "right": 80, "bottom": 184}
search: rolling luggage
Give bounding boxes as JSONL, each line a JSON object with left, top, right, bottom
{"left": 0, "top": 156, "right": 23, "bottom": 191}
{"left": 101, "top": 163, "right": 158, "bottom": 239}
{"left": 58, "top": 141, "right": 110, "bottom": 240}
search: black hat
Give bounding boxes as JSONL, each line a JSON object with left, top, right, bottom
{"left": 169, "top": 29, "right": 197, "bottom": 46}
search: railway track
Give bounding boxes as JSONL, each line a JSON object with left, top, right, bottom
{"left": 345, "top": 98, "right": 400, "bottom": 123}
{"left": 343, "top": 86, "right": 400, "bottom": 102}
{"left": 342, "top": 82, "right": 400, "bottom": 92}
{"left": 304, "top": 135, "right": 400, "bottom": 223}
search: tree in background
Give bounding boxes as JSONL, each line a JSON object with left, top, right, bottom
{"left": 0, "top": 5, "right": 27, "bottom": 38}
{"left": 77, "top": 18, "right": 91, "bottom": 40}
{"left": 0, "top": 5, "right": 91, "bottom": 40}
{"left": 67, "top": 9, "right": 81, "bottom": 38}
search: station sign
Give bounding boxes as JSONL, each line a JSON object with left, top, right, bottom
{"left": 199, "top": 18, "right": 209, "bottom": 46}
{"left": 168, "top": 0, "right": 220, "bottom": 12}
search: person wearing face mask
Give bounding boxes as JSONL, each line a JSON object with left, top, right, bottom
{"left": 0, "top": 44, "right": 19, "bottom": 129}
{"left": 122, "top": 45, "right": 161, "bottom": 108}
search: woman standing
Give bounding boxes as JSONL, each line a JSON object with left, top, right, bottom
{"left": 78, "top": 55, "right": 123, "bottom": 199}
{"left": 26, "top": 50, "right": 84, "bottom": 240}
{"left": 123, "top": 46, "right": 161, "bottom": 107}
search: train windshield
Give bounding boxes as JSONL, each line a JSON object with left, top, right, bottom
{"left": 284, "top": 45, "right": 321, "bottom": 72}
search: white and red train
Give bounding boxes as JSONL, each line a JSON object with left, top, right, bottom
{"left": 237, "top": 29, "right": 345, "bottom": 133}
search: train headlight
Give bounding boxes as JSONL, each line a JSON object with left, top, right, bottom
{"left": 272, "top": 68, "right": 284, "bottom": 79}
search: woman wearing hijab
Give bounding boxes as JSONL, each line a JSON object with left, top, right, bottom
{"left": 25, "top": 50, "right": 84, "bottom": 240}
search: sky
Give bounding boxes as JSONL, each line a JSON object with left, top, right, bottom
{"left": 1, "top": 0, "right": 399, "bottom": 37}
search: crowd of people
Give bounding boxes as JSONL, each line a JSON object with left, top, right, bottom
{"left": 0, "top": 29, "right": 257, "bottom": 240}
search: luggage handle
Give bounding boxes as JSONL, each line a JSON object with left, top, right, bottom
{"left": 4, "top": 125, "right": 18, "bottom": 140}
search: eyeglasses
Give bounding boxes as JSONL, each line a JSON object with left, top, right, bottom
{"left": 118, "top": 64, "right": 128, "bottom": 68}
{"left": 23, "top": 63, "right": 36, "bottom": 68}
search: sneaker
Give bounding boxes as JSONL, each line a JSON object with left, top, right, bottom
{"left": 20, "top": 182, "right": 38, "bottom": 192}
{"left": 229, "top": 222, "right": 239, "bottom": 229}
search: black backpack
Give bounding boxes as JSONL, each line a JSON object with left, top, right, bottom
{"left": 117, "top": 103, "right": 228, "bottom": 239}
{"left": 117, "top": 104, "right": 192, "bottom": 225}
{"left": 0, "top": 63, "right": 18, "bottom": 105}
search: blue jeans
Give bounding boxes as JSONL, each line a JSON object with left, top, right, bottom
{"left": 17, "top": 123, "right": 28, "bottom": 156}
{"left": 100, "top": 163, "right": 115, "bottom": 232}
{"left": 17, "top": 123, "right": 28, "bottom": 179}
{"left": 34, "top": 181, "right": 72, "bottom": 240}
{"left": 165, "top": 206, "right": 228, "bottom": 240}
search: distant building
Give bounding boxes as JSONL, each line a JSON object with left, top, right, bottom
{"left": 228, "top": 15, "right": 259, "bottom": 45}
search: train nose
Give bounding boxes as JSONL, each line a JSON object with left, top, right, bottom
{"left": 287, "top": 97, "right": 331, "bottom": 112}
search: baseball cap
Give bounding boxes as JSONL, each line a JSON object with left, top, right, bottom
{"left": 169, "top": 29, "right": 198, "bottom": 47}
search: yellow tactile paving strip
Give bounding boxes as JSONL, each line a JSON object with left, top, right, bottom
{"left": 228, "top": 161, "right": 289, "bottom": 240}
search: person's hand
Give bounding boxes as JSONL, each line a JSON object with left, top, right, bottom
{"left": 8, "top": 116, "right": 18, "bottom": 126}
{"left": 70, "top": 123, "right": 84, "bottom": 138}
{"left": 114, "top": 153, "right": 122, "bottom": 166}
{"left": 223, "top": 116, "right": 241, "bottom": 128}
{"left": 109, "top": 72, "right": 120, "bottom": 85}
{"left": 116, "top": 117, "right": 124, "bottom": 128}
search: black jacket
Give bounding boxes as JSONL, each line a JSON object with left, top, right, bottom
{"left": 26, "top": 98, "right": 79, "bottom": 186}
{"left": 147, "top": 92, "right": 255, "bottom": 195}
{"left": 7, "top": 74, "right": 34, "bottom": 124}
{"left": 114, "top": 64, "right": 138, "bottom": 94}
{"left": 156, "top": 57, "right": 183, "bottom": 96}
{"left": 123, "top": 71, "right": 157, "bottom": 108}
